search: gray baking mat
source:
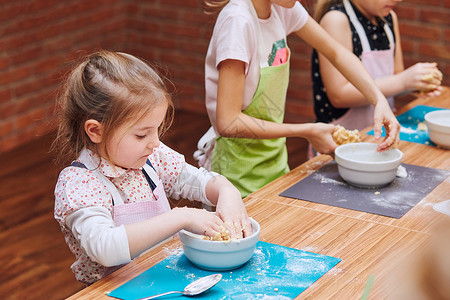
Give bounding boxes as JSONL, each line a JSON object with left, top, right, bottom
{"left": 280, "top": 162, "right": 449, "bottom": 218}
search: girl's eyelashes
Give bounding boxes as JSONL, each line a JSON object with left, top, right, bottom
{"left": 135, "top": 134, "right": 146, "bottom": 139}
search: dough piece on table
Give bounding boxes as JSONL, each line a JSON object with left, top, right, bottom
{"left": 417, "top": 122, "right": 427, "bottom": 131}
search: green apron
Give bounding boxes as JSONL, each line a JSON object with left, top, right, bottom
{"left": 211, "top": 54, "right": 290, "bottom": 197}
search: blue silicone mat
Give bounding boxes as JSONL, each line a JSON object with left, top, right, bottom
{"left": 107, "top": 241, "right": 341, "bottom": 300}
{"left": 367, "top": 105, "right": 445, "bottom": 145}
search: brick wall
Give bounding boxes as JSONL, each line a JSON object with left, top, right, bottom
{"left": 1, "top": 0, "right": 449, "bottom": 154}
{"left": 0, "top": 0, "right": 129, "bottom": 153}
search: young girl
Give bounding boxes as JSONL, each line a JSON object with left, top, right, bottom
{"left": 312, "top": 0, "right": 442, "bottom": 130}
{"left": 196, "top": 0, "right": 400, "bottom": 197}
{"left": 53, "top": 50, "right": 252, "bottom": 285}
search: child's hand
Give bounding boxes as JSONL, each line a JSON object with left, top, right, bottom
{"left": 215, "top": 185, "right": 252, "bottom": 239}
{"left": 401, "top": 62, "right": 442, "bottom": 95}
{"left": 307, "top": 123, "right": 338, "bottom": 156}
{"left": 373, "top": 100, "right": 400, "bottom": 151}
{"left": 174, "top": 207, "right": 224, "bottom": 238}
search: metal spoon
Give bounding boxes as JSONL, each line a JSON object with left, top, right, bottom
{"left": 137, "top": 273, "right": 222, "bottom": 300}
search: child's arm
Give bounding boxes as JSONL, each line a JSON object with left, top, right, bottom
{"left": 216, "top": 59, "right": 337, "bottom": 155}
{"left": 168, "top": 161, "right": 252, "bottom": 238}
{"left": 152, "top": 144, "right": 252, "bottom": 238}
{"left": 296, "top": 16, "right": 400, "bottom": 150}
{"left": 124, "top": 207, "right": 224, "bottom": 259}
{"left": 65, "top": 203, "right": 224, "bottom": 263}
{"left": 204, "top": 174, "right": 253, "bottom": 238}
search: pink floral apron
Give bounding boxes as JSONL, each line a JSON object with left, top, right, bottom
{"left": 334, "top": 0, "right": 395, "bottom": 131}
{"left": 75, "top": 151, "right": 171, "bottom": 277}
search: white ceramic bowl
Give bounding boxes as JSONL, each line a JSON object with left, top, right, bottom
{"left": 425, "top": 110, "right": 450, "bottom": 149}
{"left": 178, "top": 217, "right": 260, "bottom": 271}
{"left": 335, "top": 142, "right": 403, "bottom": 188}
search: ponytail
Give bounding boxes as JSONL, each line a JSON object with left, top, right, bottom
{"left": 204, "top": 0, "right": 230, "bottom": 15}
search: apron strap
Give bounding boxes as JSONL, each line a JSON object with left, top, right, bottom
{"left": 75, "top": 150, "right": 126, "bottom": 206}
{"left": 383, "top": 22, "right": 395, "bottom": 50}
{"left": 71, "top": 161, "right": 87, "bottom": 168}
{"left": 343, "top": 0, "right": 394, "bottom": 53}
{"left": 142, "top": 159, "right": 158, "bottom": 192}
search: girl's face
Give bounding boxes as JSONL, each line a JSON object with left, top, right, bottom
{"left": 354, "top": 0, "right": 402, "bottom": 19}
{"left": 106, "top": 102, "right": 167, "bottom": 169}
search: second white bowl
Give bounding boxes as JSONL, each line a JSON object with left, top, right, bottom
{"left": 425, "top": 110, "right": 450, "bottom": 149}
{"left": 335, "top": 142, "right": 403, "bottom": 188}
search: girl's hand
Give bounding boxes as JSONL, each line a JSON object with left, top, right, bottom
{"left": 400, "top": 62, "right": 442, "bottom": 95}
{"left": 215, "top": 185, "right": 252, "bottom": 239}
{"left": 373, "top": 100, "right": 400, "bottom": 151}
{"left": 307, "top": 123, "right": 338, "bottom": 156}
{"left": 174, "top": 207, "right": 224, "bottom": 238}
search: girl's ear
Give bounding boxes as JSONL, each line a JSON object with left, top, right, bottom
{"left": 85, "top": 119, "right": 103, "bottom": 144}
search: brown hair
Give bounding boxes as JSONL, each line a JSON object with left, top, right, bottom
{"left": 204, "top": 0, "right": 230, "bottom": 15}
{"left": 52, "top": 50, "right": 174, "bottom": 167}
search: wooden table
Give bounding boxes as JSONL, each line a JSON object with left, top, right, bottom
{"left": 68, "top": 88, "right": 450, "bottom": 300}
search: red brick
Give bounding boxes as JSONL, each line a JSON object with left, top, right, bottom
{"left": 162, "top": 24, "right": 202, "bottom": 38}
{"left": 0, "top": 101, "right": 17, "bottom": 120}
{"left": 160, "top": 52, "right": 203, "bottom": 67}
{"left": 445, "top": 29, "right": 450, "bottom": 43}
{"left": 162, "top": 0, "right": 198, "bottom": 8}
{"left": 0, "top": 57, "right": 10, "bottom": 69}
{"left": 128, "top": 19, "right": 160, "bottom": 32}
{"left": 2, "top": 0, "right": 450, "bottom": 155}
{"left": 395, "top": 6, "right": 418, "bottom": 21}
{"left": 0, "top": 89, "right": 12, "bottom": 104}
{"left": 420, "top": 8, "right": 450, "bottom": 26}
{"left": 285, "top": 101, "right": 315, "bottom": 120}
{"left": 0, "top": 66, "right": 33, "bottom": 85}
{"left": 419, "top": 43, "right": 450, "bottom": 60}
{"left": 141, "top": 36, "right": 178, "bottom": 50}
{"left": 407, "top": 0, "right": 441, "bottom": 6}
{"left": 7, "top": 46, "right": 46, "bottom": 67}
{"left": 0, "top": 121, "right": 14, "bottom": 136}
{"left": 0, "top": 135, "right": 23, "bottom": 153}
{"left": 290, "top": 73, "right": 314, "bottom": 89}
{"left": 16, "top": 108, "right": 46, "bottom": 130}
{"left": 141, "top": 7, "right": 181, "bottom": 21}
{"left": 14, "top": 75, "right": 58, "bottom": 99}
{"left": 183, "top": 11, "right": 216, "bottom": 25}
{"left": 399, "top": 24, "right": 442, "bottom": 41}
{"left": 400, "top": 39, "right": 415, "bottom": 54}
{"left": 290, "top": 57, "right": 312, "bottom": 71}
{"left": 178, "top": 39, "right": 209, "bottom": 55}
{"left": 403, "top": 58, "right": 418, "bottom": 68}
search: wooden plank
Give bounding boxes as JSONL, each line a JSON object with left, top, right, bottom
{"left": 64, "top": 90, "right": 450, "bottom": 299}
{"left": 66, "top": 199, "right": 432, "bottom": 300}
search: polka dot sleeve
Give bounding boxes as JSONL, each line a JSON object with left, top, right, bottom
{"left": 54, "top": 166, "right": 113, "bottom": 226}
{"left": 148, "top": 143, "right": 185, "bottom": 193}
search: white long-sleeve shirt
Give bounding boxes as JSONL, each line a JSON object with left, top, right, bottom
{"left": 54, "top": 143, "right": 216, "bottom": 284}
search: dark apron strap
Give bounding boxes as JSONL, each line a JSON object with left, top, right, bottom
{"left": 71, "top": 161, "right": 87, "bottom": 168}
{"left": 142, "top": 159, "right": 157, "bottom": 192}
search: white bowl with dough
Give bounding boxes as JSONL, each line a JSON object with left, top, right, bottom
{"left": 178, "top": 217, "right": 260, "bottom": 271}
{"left": 425, "top": 110, "right": 450, "bottom": 149}
{"left": 335, "top": 142, "right": 403, "bottom": 188}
